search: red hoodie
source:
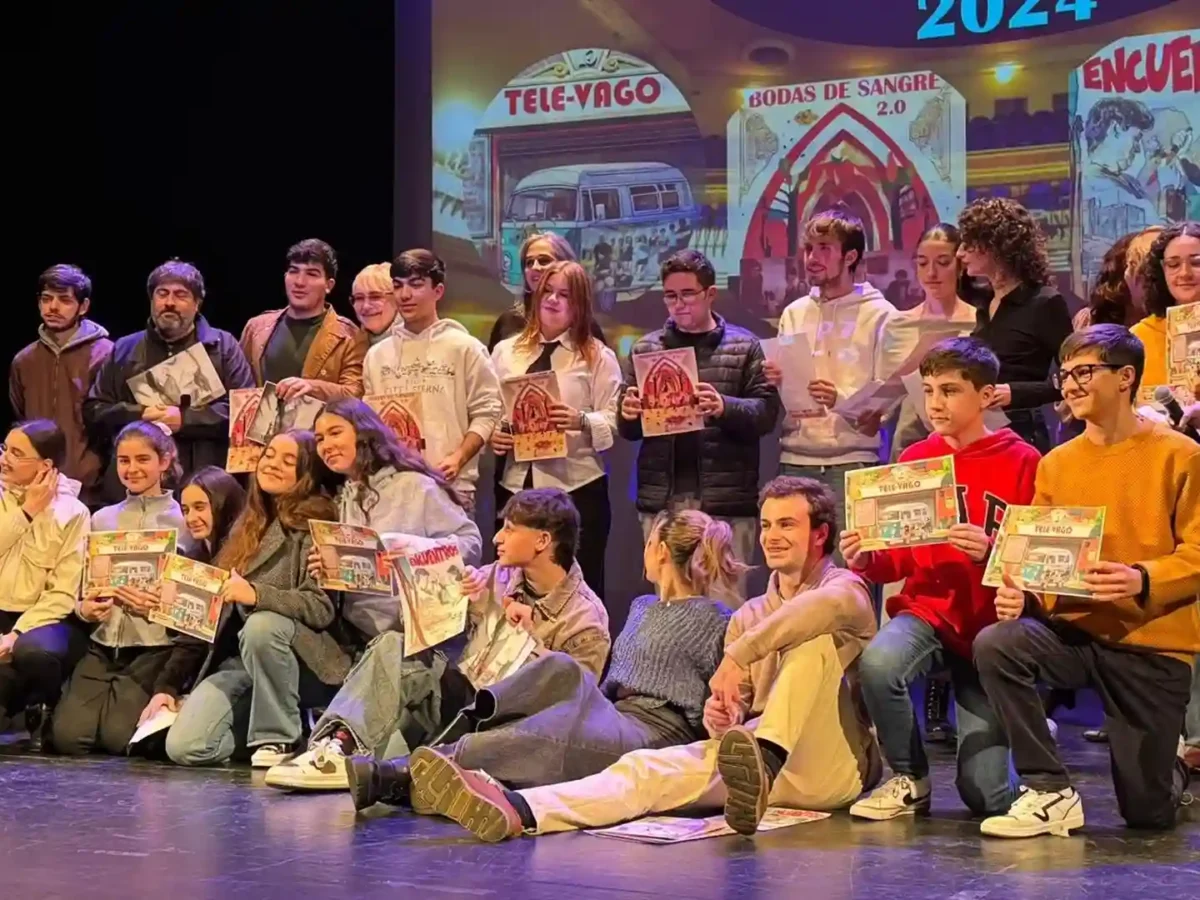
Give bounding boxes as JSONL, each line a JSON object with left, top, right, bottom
{"left": 859, "top": 428, "right": 1041, "bottom": 658}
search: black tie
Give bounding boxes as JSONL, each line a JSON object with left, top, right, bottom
{"left": 522, "top": 340, "right": 559, "bottom": 487}
{"left": 526, "top": 340, "right": 559, "bottom": 374}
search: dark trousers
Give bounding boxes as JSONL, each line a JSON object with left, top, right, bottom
{"left": 52, "top": 642, "right": 173, "bottom": 756}
{"left": 497, "top": 475, "right": 611, "bottom": 600}
{"left": 0, "top": 611, "right": 89, "bottom": 717}
{"left": 975, "top": 618, "right": 1192, "bottom": 830}
{"left": 1005, "top": 410, "right": 1051, "bottom": 455}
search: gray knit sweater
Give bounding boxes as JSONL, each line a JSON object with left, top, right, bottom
{"left": 600, "top": 594, "right": 732, "bottom": 733}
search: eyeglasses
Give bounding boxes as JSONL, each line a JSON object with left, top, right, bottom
{"left": 662, "top": 289, "right": 706, "bottom": 306}
{"left": 0, "top": 444, "right": 32, "bottom": 462}
{"left": 1051, "top": 363, "right": 1124, "bottom": 390}
{"left": 351, "top": 292, "right": 391, "bottom": 305}
{"left": 524, "top": 255, "right": 557, "bottom": 269}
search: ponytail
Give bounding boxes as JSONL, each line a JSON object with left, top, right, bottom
{"left": 652, "top": 509, "right": 750, "bottom": 599}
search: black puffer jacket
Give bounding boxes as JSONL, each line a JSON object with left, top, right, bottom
{"left": 618, "top": 315, "right": 780, "bottom": 518}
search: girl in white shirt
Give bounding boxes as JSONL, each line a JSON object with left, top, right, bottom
{"left": 490, "top": 260, "right": 622, "bottom": 599}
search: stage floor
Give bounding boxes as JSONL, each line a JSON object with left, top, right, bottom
{"left": 1, "top": 726, "right": 1196, "bottom": 900}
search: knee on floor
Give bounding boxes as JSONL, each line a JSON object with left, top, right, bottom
{"left": 165, "top": 727, "right": 226, "bottom": 767}
{"left": 51, "top": 719, "right": 92, "bottom": 757}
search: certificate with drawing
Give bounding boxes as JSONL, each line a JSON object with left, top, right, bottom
{"left": 395, "top": 542, "right": 469, "bottom": 656}
{"left": 983, "top": 506, "right": 1105, "bottom": 599}
{"left": 309, "top": 521, "right": 394, "bottom": 596}
{"left": 227, "top": 388, "right": 265, "bottom": 473}
{"left": 633, "top": 346, "right": 704, "bottom": 436}
{"left": 245, "top": 383, "right": 325, "bottom": 445}
{"left": 586, "top": 808, "right": 830, "bottom": 844}
{"left": 501, "top": 372, "right": 568, "bottom": 463}
{"left": 85, "top": 530, "right": 178, "bottom": 593}
{"left": 150, "top": 554, "right": 228, "bottom": 643}
{"left": 364, "top": 393, "right": 425, "bottom": 454}
{"left": 844, "top": 456, "right": 958, "bottom": 551}
{"left": 1167, "top": 304, "right": 1200, "bottom": 391}
{"left": 459, "top": 592, "right": 537, "bottom": 690}
{"left": 128, "top": 344, "right": 226, "bottom": 408}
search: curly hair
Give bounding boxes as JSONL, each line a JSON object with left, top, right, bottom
{"left": 1086, "top": 232, "right": 1137, "bottom": 326}
{"left": 957, "top": 198, "right": 1052, "bottom": 287}
{"left": 1142, "top": 221, "right": 1200, "bottom": 318}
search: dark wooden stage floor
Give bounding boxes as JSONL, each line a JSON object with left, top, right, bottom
{"left": 2, "top": 724, "right": 1197, "bottom": 900}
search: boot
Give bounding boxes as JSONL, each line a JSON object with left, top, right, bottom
{"left": 346, "top": 755, "right": 412, "bottom": 812}
{"left": 924, "top": 679, "right": 955, "bottom": 744}
{"left": 24, "top": 703, "right": 51, "bottom": 753}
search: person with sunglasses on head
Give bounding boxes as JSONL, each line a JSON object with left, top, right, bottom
{"left": 974, "top": 325, "right": 1199, "bottom": 839}
{"left": 619, "top": 250, "right": 780, "bottom": 602}
{"left": 488, "top": 233, "right": 608, "bottom": 353}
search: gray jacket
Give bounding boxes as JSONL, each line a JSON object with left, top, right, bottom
{"left": 240, "top": 520, "right": 340, "bottom": 683}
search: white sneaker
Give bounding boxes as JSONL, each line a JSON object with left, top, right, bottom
{"left": 850, "top": 775, "right": 932, "bottom": 821}
{"left": 250, "top": 743, "right": 296, "bottom": 769}
{"left": 980, "top": 786, "right": 1084, "bottom": 838}
{"left": 264, "top": 738, "right": 349, "bottom": 790}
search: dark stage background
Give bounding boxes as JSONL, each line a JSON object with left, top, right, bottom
{"left": 8, "top": 0, "right": 429, "bottom": 404}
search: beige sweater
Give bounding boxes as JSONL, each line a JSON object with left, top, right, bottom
{"left": 0, "top": 476, "right": 91, "bottom": 633}
{"left": 724, "top": 558, "right": 877, "bottom": 714}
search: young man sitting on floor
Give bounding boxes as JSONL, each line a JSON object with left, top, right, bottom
{"left": 264, "top": 487, "right": 610, "bottom": 793}
{"left": 401, "top": 476, "right": 883, "bottom": 842}
{"left": 842, "top": 338, "right": 1040, "bottom": 821}
{"left": 975, "top": 325, "right": 1199, "bottom": 838}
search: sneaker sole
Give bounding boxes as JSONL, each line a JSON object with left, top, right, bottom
{"left": 980, "top": 813, "right": 1084, "bottom": 838}
{"left": 409, "top": 748, "right": 512, "bottom": 843}
{"left": 849, "top": 797, "right": 932, "bottom": 821}
{"left": 263, "top": 768, "right": 348, "bottom": 791}
{"left": 346, "top": 757, "right": 374, "bottom": 811}
{"left": 716, "top": 728, "right": 768, "bottom": 836}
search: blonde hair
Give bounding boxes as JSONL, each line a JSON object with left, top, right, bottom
{"left": 352, "top": 263, "right": 393, "bottom": 295}
{"left": 649, "top": 509, "right": 749, "bottom": 598}
{"left": 1126, "top": 226, "right": 1165, "bottom": 281}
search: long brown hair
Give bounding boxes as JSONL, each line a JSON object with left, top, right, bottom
{"left": 216, "top": 430, "right": 335, "bottom": 572}
{"left": 517, "top": 259, "right": 598, "bottom": 365}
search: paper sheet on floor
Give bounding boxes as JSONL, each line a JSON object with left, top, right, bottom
{"left": 585, "top": 808, "right": 830, "bottom": 844}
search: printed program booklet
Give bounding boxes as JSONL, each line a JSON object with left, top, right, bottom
{"left": 127, "top": 344, "right": 226, "bottom": 409}
{"left": 364, "top": 393, "right": 425, "bottom": 454}
{"left": 395, "top": 542, "right": 469, "bottom": 656}
{"left": 150, "top": 554, "right": 229, "bottom": 643}
{"left": 501, "top": 372, "right": 568, "bottom": 463}
{"left": 586, "top": 808, "right": 830, "bottom": 844}
{"left": 1167, "top": 303, "right": 1200, "bottom": 391}
{"left": 85, "top": 529, "right": 178, "bottom": 593}
{"left": 309, "top": 522, "right": 394, "bottom": 596}
{"left": 761, "top": 334, "right": 820, "bottom": 423}
{"left": 633, "top": 346, "right": 704, "bottom": 436}
{"left": 983, "top": 505, "right": 1106, "bottom": 598}
{"left": 845, "top": 456, "right": 958, "bottom": 551}
{"left": 245, "top": 382, "right": 325, "bottom": 445}
{"left": 458, "top": 575, "right": 537, "bottom": 689}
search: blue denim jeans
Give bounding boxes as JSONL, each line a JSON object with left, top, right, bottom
{"left": 858, "top": 613, "right": 1014, "bottom": 816}
{"left": 310, "top": 632, "right": 464, "bottom": 759}
{"left": 165, "top": 611, "right": 337, "bottom": 766}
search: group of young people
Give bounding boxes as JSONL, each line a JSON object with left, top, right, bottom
{"left": 0, "top": 204, "right": 1197, "bottom": 846}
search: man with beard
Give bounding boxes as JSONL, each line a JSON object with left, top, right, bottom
{"left": 10, "top": 265, "right": 113, "bottom": 506}
{"left": 84, "top": 260, "right": 254, "bottom": 503}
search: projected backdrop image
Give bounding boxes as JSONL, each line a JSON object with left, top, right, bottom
{"left": 431, "top": 1, "right": 1198, "bottom": 349}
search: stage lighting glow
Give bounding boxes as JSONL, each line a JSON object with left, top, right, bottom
{"left": 993, "top": 63, "right": 1019, "bottom": 84}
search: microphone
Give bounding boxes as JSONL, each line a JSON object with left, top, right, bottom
{"left": 1154, "top": 386, "right": 1199, "bottom": 440}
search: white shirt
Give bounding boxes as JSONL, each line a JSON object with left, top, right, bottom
{"left": 491, "top": 333, "right": 621, "bottom": 493}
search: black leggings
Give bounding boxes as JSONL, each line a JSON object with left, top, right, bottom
{"left": 496, "top": 475, "right": 611, "bottom": 600}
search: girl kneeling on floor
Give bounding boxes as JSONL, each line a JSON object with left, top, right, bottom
{"left": 53, "top": 422, "right": 194, "bottom": 755}
{"left": 165, "top": 430, "right": 338, "bottom": 768}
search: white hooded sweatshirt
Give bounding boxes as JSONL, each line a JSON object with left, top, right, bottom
{"left": 362, "top": 318, "right": 501, "bottom": 494}
{"left": 777, "top": 283, "right": 895, "bottom": 466}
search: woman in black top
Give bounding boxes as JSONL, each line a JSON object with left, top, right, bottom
{"left": 957, "top": 198, "right": 1073, "bottom": 453}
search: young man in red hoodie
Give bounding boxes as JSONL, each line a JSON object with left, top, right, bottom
{"left": 840, "top": 337, "right": 1041, "bottom": 820}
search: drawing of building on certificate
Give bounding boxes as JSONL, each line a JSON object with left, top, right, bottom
{"left": 309, "top": 521, "right": 394, "bottom": 595}
{"left": 633, "top": 347, "right": 703, "bottom": 436}
{"left": 85, "top": 529, "right": 178, "bottom": 592}
{"left": 364, "top": 393, "right": 425, "bottom": 453}
{"left": 1167, "top": 304, "right": 1200, "bottom": 391}
{"left": 501, "top": 372, "right": 568, "bottom": 463}
{"left": 151, "top": 554, "right": 228, "bottom": 642}
{"left": 983, "top": 506, "right": 1105, "bottom": 598}
{"left": 395, "top": 542, "right": 469, "bottom": 656}
{"left": 845, "top": 456, "right": 957, "bottom": 551}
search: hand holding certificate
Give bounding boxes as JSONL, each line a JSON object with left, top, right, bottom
{"left": 983, "top": 506, "right": 1105, "bottom": 598}
{"left": 501, "top": 372, "right": 568, "bottom": 462}
{"left": 394, "top": 542, "right": 469, "bottom": 656}
{"left": 632, "top": 347, "right": 704, "bottom": 436}
{"left": 844, "top": 457, "right": 959, "bottom": 551}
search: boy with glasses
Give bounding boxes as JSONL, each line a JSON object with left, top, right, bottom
{"left": 974, "top": 325, "right": 1199, "bottom": 838}
{"left": 619, "top": 250, "right": 780, "bottom": 590}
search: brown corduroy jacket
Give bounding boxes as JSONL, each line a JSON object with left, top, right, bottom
{"left": 239, "top": 306, "right": 366, "bottom": 401}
